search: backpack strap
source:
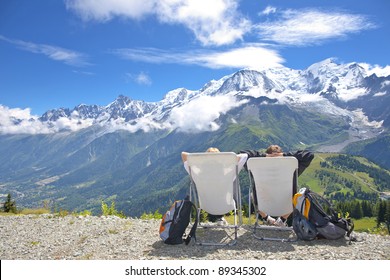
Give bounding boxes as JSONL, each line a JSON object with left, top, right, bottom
{"left": 184, "top": 201, "right": 198, "bottom": 245}
{"left": 308, "top": 190, "right": 339, "bottom": 221}
{"left": 345, "top": 217, "right": 355, "bottom": 244}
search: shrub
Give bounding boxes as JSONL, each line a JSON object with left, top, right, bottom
{"left": 141, "top": 210, "right": 162, "bottom": 220}
{"left": 73, "top": 210, "right": 92, "bottom": 216}
{"left": 101, "top": 200, "right": 126, "bottom": 218}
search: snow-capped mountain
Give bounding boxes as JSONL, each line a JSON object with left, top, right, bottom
{"left": 15, "top": 58, "right": 386, "bottom": 137}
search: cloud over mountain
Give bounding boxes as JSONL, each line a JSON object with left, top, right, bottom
{"left": 0, "top": 59, "right": 388, "bottom": 135}
{"left": 112, "top": 45, "right": 284, "bottom": 70}
{"left": 168, "top": 95, "right": 247, "bottom": 132}
{"left": 0, "top": 105, "right": 93, "bottom": 134}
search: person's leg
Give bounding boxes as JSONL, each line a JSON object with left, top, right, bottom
{"left": 258, "top": 210, "right": 276, "bottom": 225}
{"left": 258, "top": 210, "right": 267, "bottom": 219}
{"left": 274, "top": 213, "right": 291, "bottom": 227}
{"left": 209, "top": 214, "right": 227, "bottom": 226}
{"left": 208, "top": 214, "right": 222, "bottom": 222}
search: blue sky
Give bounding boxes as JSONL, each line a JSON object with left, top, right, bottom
{"left": 1, "top": 0, "right": 389, "bottom": 116}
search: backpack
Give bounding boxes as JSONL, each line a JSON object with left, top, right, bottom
{"left": 292, "top": 187, "right": 354, "bottom": 242}
{"left": 159, "top": 196, "right": 198, "bottom": 245}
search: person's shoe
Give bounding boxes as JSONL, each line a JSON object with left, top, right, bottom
{"left": 263, "top": 215, "right": 276, "bottom": 225}
{"left": 216, "top": 217, "right": 228, "bottom": 226}
{"left": 274, "top": 217, "right": 287, "bottom": 227}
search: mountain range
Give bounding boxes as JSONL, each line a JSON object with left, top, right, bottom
{"left": 0, "top": 58, "right": 389, "bottom": 216}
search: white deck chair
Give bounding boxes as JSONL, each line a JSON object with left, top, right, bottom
{"left": 247, "top": 157, "right": 298, "bottom": 242}
{"left": 186, "top": 152, "right": 243, "bottom": 246}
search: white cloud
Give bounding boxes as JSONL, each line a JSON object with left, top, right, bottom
{"left": 0, "top": 35, "right": 89, "bottom": 67}
{"left": 296, "top": 93, "right": 325, "bottom": 103}
{"left": 52, "top": 117, "right": 94, "bottom": 131}
{"left": 126, "top": 72, "right": 152, "bottom": 86}
{"left": 255, "top": 9, "right": 375, "bottom": 46}
{"left": 105, "top": 116, "right": 165, "bottom": 133}
{"left": 157, "top": 0, "right": 250, "bottom": 46}
{"left": 196, "top": 45, "right": 284, "bottom": 69}
{"left": 338, "top": 87, "right": 368, "bottom": 102}
{"left": 2, "top": 95, "right": 247, "bottom": 134}
{"left": 64, "top": 2, "right": 378, "bottom": 70}
{"left": 0, "top": 105, "right": 34, "bottom": 121}
{"left": 373, "top": 92, "right": 387, "bottom": 97}
{"left": 168, "top": 95, "right": 247, "bottom": 132}
{"left": 136, "top": 72, "right": 152, "bottom": 85}
{"left": 65, "top": 0, "right": 157, "bottom": 22}
{"left": 360, "top": 63, "right": 390, "bottom": 78}
{"left": 113, "top": 45, "right": 284, "bottom": 70}
{"left": 0, "top": 105, "right": 94, "bottom": 134}
{"left": 65, "top": 0, "right": 250, "bottom": 46}
{"left": 381, "top": 81, "right": 390, "bottom": 88}
{"left": 0, "top": 105, "right": 48, "bottom": 134}
{"left": 65, "top": 0, "right": 156, "bottom": 21}
{"left": 260, "top": 6, "right": 277, "bottom": 16}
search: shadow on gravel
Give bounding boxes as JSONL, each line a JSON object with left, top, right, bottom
{"left": 147, "top": 226, "right": 355, "bottom": 259}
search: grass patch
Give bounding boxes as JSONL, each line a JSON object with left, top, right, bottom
{"left": 224, "top": 213, "right": 257, "bottom": 225}
{"left": 0, "top": 212, "right": 17, "bottom": 216}
{"left": 353, "top": 217, "right": 377, "bottom": 232}
{"left": 19, "top": 208, "right": 51, "bottom": 215}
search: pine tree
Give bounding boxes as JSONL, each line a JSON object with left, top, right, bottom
{"left": 377, "top": 201, "right": 386, "bottom": 227}
{"left": 3, "top": 193, "right": 17, "bottom": 213}
{"left": 384, "top": 201, "right": 390, "bottom": 234}
{"left": 361, "top": 200, "right": 373, "bottom": 217}
{"left": 350, "top": 201, "right": 363, "bottom": 219}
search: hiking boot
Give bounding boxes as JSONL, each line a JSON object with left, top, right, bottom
{"left": 263, "top": 215, "right": 276, "bottom": 225}
{"left": 274, "top": 217, "right": 287, "bottom": 227}
{"left": 216, "top": 217, "right": 228, "bottom": 226}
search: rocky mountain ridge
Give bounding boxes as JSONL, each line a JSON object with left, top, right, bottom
{"left": 4, "top": 58, "right": 387, "bottom": 136}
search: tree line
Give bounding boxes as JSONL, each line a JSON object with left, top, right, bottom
{"left": 334, "top": 199, "right": 390, "bottom": 233}
{"left": 327, "top": 155, "right": 390, "bottom": 192}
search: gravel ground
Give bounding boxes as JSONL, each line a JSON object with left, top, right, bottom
{"left": 1, "top": 214, "right": 389, "bottom": 260}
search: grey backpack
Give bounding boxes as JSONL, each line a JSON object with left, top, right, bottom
{"left": 159, "top": 197, "right": 198, "bottom": 245}
{"left": 293, "top": 188, "right": 354, "bottom": 241}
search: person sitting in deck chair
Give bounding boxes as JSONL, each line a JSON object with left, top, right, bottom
{"left": 181, "top": 147, "right": 247, "bottom": 226}
{"left": 240, "top": 145, "right": 314, "bottom": 227}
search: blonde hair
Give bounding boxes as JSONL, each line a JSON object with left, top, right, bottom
{"left": 206, "top": 147, "right": 220, "bottom": 153}
{"left": 265, "top": 145, "right": 282, "bottom": 154}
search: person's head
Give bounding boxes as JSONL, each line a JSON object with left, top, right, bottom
{"left": 265, "top": 145, "right": 283, "bottom": 157}
{"left": 206, "top": 147, "right": 220, "bottom": 153}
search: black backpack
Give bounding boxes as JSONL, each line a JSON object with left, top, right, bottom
{"left": 159, "top": 196, "right": 198, "bottom": 245}
{"left": 293, "top": 188, "right": 354, "bottom": 242}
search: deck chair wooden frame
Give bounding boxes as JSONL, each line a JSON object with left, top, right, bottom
{"left": 186, "top": 152, "right": 243, "bottom": 246}
{"left": 247, "top": 157, "right": 298, "bottom": 242}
